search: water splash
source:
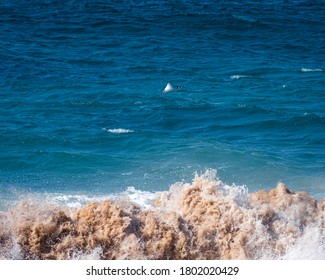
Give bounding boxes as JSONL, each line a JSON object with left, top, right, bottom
{"left": 0, "top": 170, "right": 324, "bottom": 260}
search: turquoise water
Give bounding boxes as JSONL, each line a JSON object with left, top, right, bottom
{"left": 1, "top": 0, "right": 324, "bottom": 206}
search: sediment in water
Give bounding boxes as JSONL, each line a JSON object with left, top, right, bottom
{"left": 1, "top": 171, "right": 324, "bottom": 260}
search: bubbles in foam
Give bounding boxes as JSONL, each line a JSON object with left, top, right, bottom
{"left": 70, "top": 247, "right": 104, "bottom": 260}
{"left": 47, "top": 188, "right": 156, "bottom": 210}
{"left": 122, "top": 187, "right": 156, "bottom": 210}
{"left": 0, "top": 170, "right": 324, "bottom": 260}
{"left": 283, "top": 226, "right": 325, "bottom": 260}
{"left": 49, "top": 194, "right": 115, "bottom": 208}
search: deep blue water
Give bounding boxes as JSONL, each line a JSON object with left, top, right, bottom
{"left": 1, "top": 0, "right": 324, "bottom": 206}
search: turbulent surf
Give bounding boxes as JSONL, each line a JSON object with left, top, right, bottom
{"left": 1, "top": 170, "right": 324, "bottom": 260}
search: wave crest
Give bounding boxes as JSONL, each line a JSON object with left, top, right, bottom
{"left": 230, "top": 75, "right": 250, "bottom": 79}
{"left": 103, "top": 128, "right": 134, "bottom": 134}
{"left": 0, "top": 170, "right": 324, "bottom": 260}
{"left": 301, "top": 68, "right": 323, "bottom": 72}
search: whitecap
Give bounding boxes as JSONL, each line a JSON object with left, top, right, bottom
{"left": 301, "top": 68, "right": 323, "bottom": 72}
{"left": 122, "top": 186, "right": 156, "bottom": 210}
{"left": 48, "top": 188, "right": 155, "bottom": 210}
{"left": 50, "top": 194, "right": 115, "bottom": 208}
{"left": 230, "top": 75, "right": 249, "bottom": 79}
{"left": 283, "top": 226, "right": 325, "bottom": 260}
{"left": 104, "top": 128, "right": 134, "bottom": 134}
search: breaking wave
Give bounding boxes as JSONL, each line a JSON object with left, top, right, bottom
{"left": 301, "top": 68, "right": 323, "bottom": 72}
{"left": 103, "top": 128, "right": 135, "bottom": 134}
{"left": 230, "top": 75, "right": 250, "bottom": 79}
{"left": 0, "top": 170, "right": 324, "bottom": 260}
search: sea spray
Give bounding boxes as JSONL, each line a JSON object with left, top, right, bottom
{"left": 0, "top": 170, "right": 324, "bottom": 260}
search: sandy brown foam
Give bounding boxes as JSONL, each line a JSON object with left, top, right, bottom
{"left": 0, "top": 172, "right": 324, "bottom": 259}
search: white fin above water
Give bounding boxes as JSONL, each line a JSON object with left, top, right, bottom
{"left": 162, "top": 82, "right": 182, "bottom": 93}
{"left": 162, "top": 82, "right": 174, "bottom": 93}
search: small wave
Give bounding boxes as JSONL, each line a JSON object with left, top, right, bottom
{"left": 301, "top": 68, "right": 323, "bottom": 72}
{"left": 230, "top": 75, "right": 250, "bottom": 79}
{"left": 103, "top": 128, "right": 134, "bottom": 134}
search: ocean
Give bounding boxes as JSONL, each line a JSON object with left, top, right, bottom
{"left": 0, "top": 0, "right": 324, "bottom": 259}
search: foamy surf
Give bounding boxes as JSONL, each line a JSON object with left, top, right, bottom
{"left": 0, "top": 170, "right": 324, "bottom": 260}
{"left": 45, "top": 187, "right": 155, "bottom": 209}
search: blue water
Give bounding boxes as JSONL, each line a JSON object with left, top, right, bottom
{"left": 1, "top": 0, "right": 324, "bottom": 206}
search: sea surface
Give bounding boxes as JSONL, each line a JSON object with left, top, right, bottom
{"left": 0, "top": 0, "right": 324, "bottom": 259}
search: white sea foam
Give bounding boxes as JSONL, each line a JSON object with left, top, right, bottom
{"left": 49, "top": 194, "right": 114, "bottom": 208}
{"left": 49, "top": 188, "right": 156, "bottom": 210}
{"left": 104, "top": 128, "right": 134, "bottom": 134}
{"left": 122, "top": 186, "right": 156, "bottom": 210}
{"left": 282, "top": 226, "right": 325, "bottom": 260}
{"left": 230, "top": 75, "right": 250, "bottom": 79}
{"left": 71, "top": 247, "right": 104, "bottom": 260}
{"left": 301, "top": 68, "right": 323, "bottom": 72}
